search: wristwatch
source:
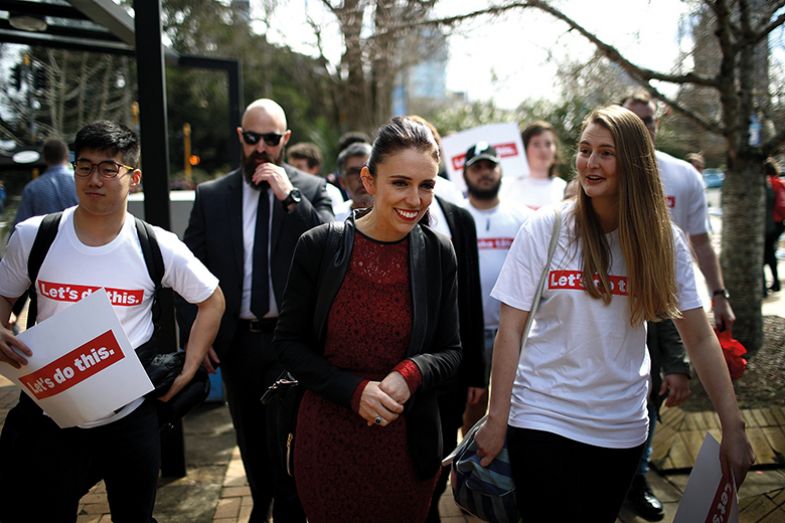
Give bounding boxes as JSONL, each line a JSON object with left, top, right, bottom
{"left": 281, "top": 188, "right": 302, "bottom": 209}
{"left": 712, "top": 288, "right": 730, "bottom": 300}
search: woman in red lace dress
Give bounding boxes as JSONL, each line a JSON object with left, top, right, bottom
{"left": 273, "top": 117, "right": 462, "bottom": 523}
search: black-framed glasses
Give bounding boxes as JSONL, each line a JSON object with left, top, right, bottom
{"left": 241, "top": 130, "right": 283, "bottom": 147}
{"left": 343, "top": 166, "right": 362, "bottom": 177}
{"left": 72, "top": 159, "right": 134, "bottom": 179}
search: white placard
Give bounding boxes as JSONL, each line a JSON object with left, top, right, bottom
{"left": 673, "top": 433, "right": 739, "bottom": 523}
{"left": 441, "top": 123, "right": 529, "bottom": 195}
{"left": 0, "top": 290, "right": 154, "bottom": 427}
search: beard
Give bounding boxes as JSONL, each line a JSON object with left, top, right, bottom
{"left": 243, "top": 148, "right": 284, "bottom": 189}
{"left": 465, "top": 177, "right": 502, "bottom": 200}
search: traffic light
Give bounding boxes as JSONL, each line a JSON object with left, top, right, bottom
{"left": 33, "top": 67, "right": 47, "bottom": 91}
{"left": 11, "top": 65, "right": 22, "bottom": 90}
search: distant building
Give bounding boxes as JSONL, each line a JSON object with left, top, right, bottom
{"left": 232, "top": 0, "right": 250, "bottom": 22}
{"left": 392, "top": 27, "right": 449, "bottom": 116}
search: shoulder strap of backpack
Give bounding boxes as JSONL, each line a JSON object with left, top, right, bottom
{"left": 25, "top": 212, "right": 63, "bottom": 329}
{"left": 133, "top": 217, "right": 164, "bottom": 334}
{"left": 134, "top": 217, "right": 164, "bottom": 289}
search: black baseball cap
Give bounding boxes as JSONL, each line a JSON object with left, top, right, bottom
{"left": 464, "top": 142, "right": 500, "bottom": 168}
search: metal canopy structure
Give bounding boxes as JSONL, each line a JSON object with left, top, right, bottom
{"left": 0, "top": 0, "right": 243, "bottom": 169}
{"left": 0, "top": 0, "right": 243, "bottom": 479}
{"left": 1, "top": 0, "right": 135, "bottom": 54}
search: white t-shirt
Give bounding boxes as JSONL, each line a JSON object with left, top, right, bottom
{"left": 491, "top": 201, "right": 702, "bottom": 448}
{"left": 465, "top": 200, "right": 532, "bottom": 330}
{"left": 656, "top": 150, "right": 709, "bottom": 236}
{"left": 434, "top": 175, "right": 464, "bottom": 204}
{"left": 325, "top": 183, "right": 347, "bottom": 216}
{"left": 428, "top": 199, "right": 452, "bottom": 239}
{"left": 500, "top": 175, "right": 567, "bottom": 211}
{"left": 0, "top": 207, "right": 219, "bottom": 427}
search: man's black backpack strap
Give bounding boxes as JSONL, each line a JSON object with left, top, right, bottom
{"left": 25, "top": 212, "right": 63, "bottom": 329}
{"left": 134, "top": 217, "right": 165, "bottom": 339}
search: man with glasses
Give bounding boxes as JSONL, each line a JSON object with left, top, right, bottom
{"left": 0, "top": 120, "right": 225, "bottom": 522}
{"left": 182, "top": 98, "right": 332, "bottom": 522}
{"left": 334, "top": 141, "right": 372, "bottom": 221}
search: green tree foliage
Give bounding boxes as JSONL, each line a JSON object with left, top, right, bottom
{"left": 162, "top": 0, "right": 338, "bottom": 177}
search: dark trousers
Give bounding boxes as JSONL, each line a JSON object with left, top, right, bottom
{"left": 221, "top": 327, "right": 304, "bottom": 523}
{"left": 764, "top": 221, "right": 784, "bottom": 288}
{"left": 507, "top": 426, "right": 644, "bottom": 523}
{"left": 0, "top": 396, "right": 160, "bottom": 523}
{"left": 426, "top": 388, "right": 464, "bottom": 523}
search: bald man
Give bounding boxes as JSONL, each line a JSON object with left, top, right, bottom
{"left": 182, "top": 99, "right": 333, "bottom": 522}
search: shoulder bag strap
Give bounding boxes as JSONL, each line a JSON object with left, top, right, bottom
{"left": 133, "top": 217, "right": 165, "bottom": 348}
{"left": 25, "top": 212, "right": 63, "bottom": 329}
{"left": 519, "top": 208, "right": 562, "bottom": 353}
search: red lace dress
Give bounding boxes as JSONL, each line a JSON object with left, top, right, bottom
{"left": 293, "top": 232, "right": 436, "bottom": 523}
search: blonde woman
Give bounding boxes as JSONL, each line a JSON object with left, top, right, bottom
{"left": 475, "top": 105, "right": 754, "bottom": 522}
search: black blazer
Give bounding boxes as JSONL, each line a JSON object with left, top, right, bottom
{"left": 434, "top": 197, "right": 486, "bottom": 426}
{"left": 181, "top": 166, "right": 333, "bottom": 356}
{"left": 272, "top": 216, "right": 462, "bottom": 479}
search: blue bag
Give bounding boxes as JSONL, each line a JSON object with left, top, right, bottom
{"left": 445, "top": 415, "right": 518, "bottom": 522}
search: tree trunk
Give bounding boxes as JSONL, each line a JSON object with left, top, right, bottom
{"left": 720, "top": 155, "right": 765, "bottom": 353}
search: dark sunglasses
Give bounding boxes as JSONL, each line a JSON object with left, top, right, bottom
{"left": 241, "top": 130, "right": 283, "bottom": 146}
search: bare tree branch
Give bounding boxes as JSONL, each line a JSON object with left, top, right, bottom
{"left": 748, "top": 10, "right": 785, "bottom": 47}
{"left": 524, "top": 1, "right": 719, "bottom": 86}
{"left": 645, "top": 82, "right": 724, "bottom": 134}
{"left": 383, "top": 1, "right": 718, "bottom": 88}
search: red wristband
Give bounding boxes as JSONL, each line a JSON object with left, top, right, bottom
{"left": 392, "top": 359, "right": 423, "bottom": 394}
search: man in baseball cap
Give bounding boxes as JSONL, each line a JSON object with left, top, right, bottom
{"left": 464, "top": 141, "right": 500, "bottom": 168}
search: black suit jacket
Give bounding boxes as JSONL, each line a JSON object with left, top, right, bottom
{"left": 435, "top": 197, "right": 486, "bottom": 427}
{"left": 181, "top": 165, "right": 333, "bottom": 356}
{"left": 272, "top": 216, "right": 462, "bottom": 478}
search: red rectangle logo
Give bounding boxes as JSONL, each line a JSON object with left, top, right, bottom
{"left": 548, "top": 270, "right": 628, "bottom": 296}
{"left": 38, "top": 280, "right": 144, "bottom": 306}
{"left": 477, "top": 237, "right": 514, "bottom": 250}
{"left": 19, "top": 330, "right": 125, "bottom": 399}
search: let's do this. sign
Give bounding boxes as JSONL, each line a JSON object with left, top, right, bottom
{"left": 0, "top": 290, "right": 153, "bottom": 427}
{"left": 441, "top": 122, "right": 529, "bottom": 195}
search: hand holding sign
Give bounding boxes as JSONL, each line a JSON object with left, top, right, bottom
{"left": 0, "top": 323, "right": 31, "bottom": 368}
{"left": 0, "top": 290, "right": 153, "bottom": 427}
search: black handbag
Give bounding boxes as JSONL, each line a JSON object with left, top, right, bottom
{"left": 144, "top": 351, "right": 211, "bottom": 427}
{"left": 260, "top": 372, "right": 302, "bottom": 476}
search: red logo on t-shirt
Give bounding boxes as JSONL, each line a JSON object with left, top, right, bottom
{"left": 548, "top": 270, "right": 628, "bottom": 296}
{"left": 38, "top": 280, "right": 144, "bottom": 306}
{"left": 477, "top": 237, "right": 514, "bottom": 250}
{"left": 665, "top": 195, "right": 676, "bottom": 208}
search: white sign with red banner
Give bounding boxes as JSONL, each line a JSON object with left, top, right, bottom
{"left": 441, "top": 123, "right": 529, "bottom": 195}
{"left": 0, "top": 289, "right": 153, "bottom": 428}
{"left": 673, "top": 433, "right": 739, "bottom": 523}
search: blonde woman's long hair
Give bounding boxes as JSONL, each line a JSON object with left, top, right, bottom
{"left": 575, "top": 105, "right": 680, "bottom": 325}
